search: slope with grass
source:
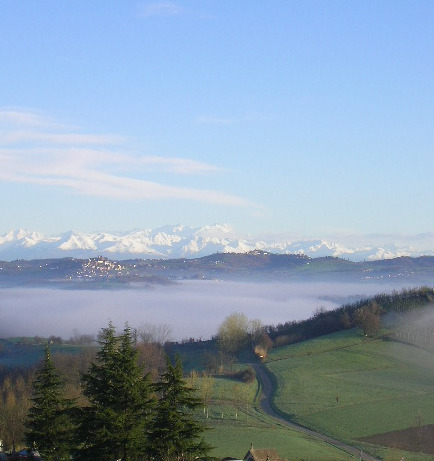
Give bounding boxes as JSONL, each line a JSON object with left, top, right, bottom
{"left": 188, "top": 372, "right": 356, "bottom": 461}
{"left": 265, "top": 329, "right": 434, "bottom": 460}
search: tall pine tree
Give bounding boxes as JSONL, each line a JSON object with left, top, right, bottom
{"left": 25, "top": 346, "right": 74, "bottom": 461}
{"left": 148, "top": 355, "right": 211, "bottom": 461}
{"left": 76, "top": 323, "right": 154, "bottom": 461}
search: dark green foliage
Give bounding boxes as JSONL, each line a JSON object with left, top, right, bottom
{"left": 25, "top": 346, "right": 74, "bottom": 461}
{"left": 148, "top": 355, "right": 211, "bottom": 461}
{"left": 225, "top": 366, "right": 256, "bottom": 384}
{"left": 267, "top": 287, "right": 434, "bottom": 346}
{"left": 235, "top": 366, "right": 256, "bottom": 383}
{"left": 21, "top": 325, "right": 211, "bottom": 460}
{"left": 76, "top": 323, "right": 153, "bottom": 461}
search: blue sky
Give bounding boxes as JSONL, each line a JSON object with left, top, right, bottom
{"left": 1, "top": 1, "right": 434, "bottom": 240}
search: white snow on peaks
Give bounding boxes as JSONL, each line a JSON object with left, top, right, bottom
{"left": 0, "top": 230, "right": 19, "bottom": 245}
{"left": 223, "top": 241, "right": 255, "bottom": 254}
{"left": 368, "top": 247, "right": 412, "bottom": 261}
{"left": 0, "top": 229, "right": 59, "bottom": 248}
{"left": 153, "top": 232, "right": 182, "bottom": 246}
{"left": 58, "top": 232, "right": 97, "bottom": 251}
{"left": 0, "top": 226, "right": 433, "bottom": 261}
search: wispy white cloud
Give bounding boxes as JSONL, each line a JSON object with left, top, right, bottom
{"left": 139, "top": 2, "right": 183, "bottom": 18}
{"left": 0, "top": 109, "right": 55, "bottom": 127}
{"left": 0, "top": 108, "right": 256, "bottom": 208}
{"left": 139, "top": 156, "right": 224, "bottom": 174}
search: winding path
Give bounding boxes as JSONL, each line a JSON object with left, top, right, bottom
{"left": 252, "top": 364, "right": 381, "bottom": 461}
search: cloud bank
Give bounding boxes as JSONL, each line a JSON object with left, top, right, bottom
{"left": 0, "top": 280, "right": 415, "bottom": 341}
{"left": 0, "top": 108, "right": 256, "bottom": 208}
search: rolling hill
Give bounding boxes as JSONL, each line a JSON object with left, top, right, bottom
{"left": 1, "top": 251, "right": 434, "bottom": 287}
{"left": 265, "top": 329, "right": 434, "bottom": 460}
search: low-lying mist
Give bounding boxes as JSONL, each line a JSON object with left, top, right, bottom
{"left": 0, "top": 280, "right": 421, "bottom": 341}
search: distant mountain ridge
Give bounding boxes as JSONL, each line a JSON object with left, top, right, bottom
{"left": 0, "top": 225, "right": 432, "bottom": 262}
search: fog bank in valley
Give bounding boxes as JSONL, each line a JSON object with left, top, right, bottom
{"left": 0, "top": 280, "right": 419, "bottom": 341}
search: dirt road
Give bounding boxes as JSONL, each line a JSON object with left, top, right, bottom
{"left": 252, "top": 364, "right": 381, "bottom": 461}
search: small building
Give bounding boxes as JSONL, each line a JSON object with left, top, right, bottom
{"left": 243, "top": 445, "right": 286, "bottom": 461}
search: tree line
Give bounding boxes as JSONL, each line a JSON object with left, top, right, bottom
{"left": 23, "top": 323, "right": 211, "bottom": 461}
{"left": 266, "top": 286, "right": 434, "bottom": 345}
{"left": 209, "top": 287, "right": 434, "bottom": 361}
{"left": 191, "top": 287, "right": 434, "bottom": 373}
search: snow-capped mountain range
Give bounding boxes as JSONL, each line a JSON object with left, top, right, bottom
{"left": 0, "top": 225, "right": 432, "bottom": 262}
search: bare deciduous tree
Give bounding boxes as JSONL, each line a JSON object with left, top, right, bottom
{"left": 136, "top": 323, "right": 173, "bottom": 345}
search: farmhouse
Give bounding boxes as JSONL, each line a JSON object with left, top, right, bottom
{"left": 243, "top": 445, "right": 286, "bottom": 461}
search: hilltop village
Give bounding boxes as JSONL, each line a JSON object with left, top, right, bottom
{"left": 0, "top": 252, "right": 433, "bottom": 288}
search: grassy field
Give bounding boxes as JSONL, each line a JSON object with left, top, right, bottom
{"left": 177, "top": 341, "right": 360, "bottom": 460}
{"left": 265, "top": 328, "right": 434, "bottom": 459}
{"left": 188, "top": 373, "right": 356, "bottom": 460}
{"left": 205, "top": 417, "right": 356, "bottom": 461}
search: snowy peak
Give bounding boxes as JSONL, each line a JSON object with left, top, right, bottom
{"left": 58, "top": 233, "right": 97, "bottom": 251}
{"left": 0, "top": 226, "right": 432, "bottom": 262}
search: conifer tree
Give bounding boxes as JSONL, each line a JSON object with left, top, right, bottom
{"left": 148, "top": 355, "right": 211, "bottom": 461}
{"left": 25, "top": 346, "right": 74, "bottom": 461}
{"left": 76, "top": 323, "right": 153, "bottom": 461}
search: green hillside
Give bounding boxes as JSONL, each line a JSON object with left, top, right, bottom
{"left": 265, "top": 328, "right": 434, "bottom": 459}
{"left": 188, "top": 372, "right": 356, "bottom": 461}
{"left": 205, "top": 416, "right": 355, "bottom": 461}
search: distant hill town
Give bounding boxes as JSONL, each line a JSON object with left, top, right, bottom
{"left": 1, "top": 251, "right": 434, "bottom": 288}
